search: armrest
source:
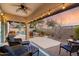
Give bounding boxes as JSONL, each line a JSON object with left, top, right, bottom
{"left": 21, "top": 41, "right": 30, "bottom": 45}
{"left": 0, "top": 52, "right": 8, "bottom": 56}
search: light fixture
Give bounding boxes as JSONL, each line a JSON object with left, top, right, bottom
{"left": 62, "top": 3, "right": 66, "bottom": 9}
{"left": 62, "top": 6, "right": 66, "bottom": 9}
{"left": 41, "top": 13, "right": 45, "bottom": 17}
{"left": 0, "top": 12, "right": 4, "bottom": 16}
{"left": 48, "top": 12, "right": 51, "bottom": 15}
{"left": 47, "top": 9, "right": 51, "bottom": 15}
{"left": 40, "top": 13, "right": 43, "bottom": 18}
{"left": 40, "top": 16, "right": 42, "bottom": 18}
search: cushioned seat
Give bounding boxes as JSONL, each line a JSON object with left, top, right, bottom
{"left": 12, "top": 45, "right": 28, "bottom": 56}
{"left": 0, "top": 46, "right": 9, "bottom": 56}
{"left": 21, "top": 41, "right": 30, "bottom": 45}
{"left": 6, "top": 37, "right": 22, "bottom": 46}
{"left": 6, "top": 37, "right": 30, "bottom": 46}
{"left": 1, "top": 45, "right": 32, "bottom": 56}
{"left": 0, "top": 44, "right": 39, "bottom": 56}
{"left": 59, "top": 43, "right": 79, "bottom": 56}
{"left": 61, "top": 45, "right": 72, "bottom": 52}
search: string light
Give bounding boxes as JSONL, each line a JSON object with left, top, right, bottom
{"left": 62, "top": 6, "right": 66, "bottom": 9}
{"left": 48, "top": 12, "right": 51, "bottom": 15}
{"left": 0, "top": 12, "right": 7, "bottom": 23}
{"left": 32, "top": 3, "right": 67, "bottom": 21}
{"left": 62, "top": 3, "right": 66, "bottom": 9}
{"left": 0, "top": 12, "right": 4, "bottom": 16}
{"left": 48, "top": 9, "right": 52, "bottom": 15}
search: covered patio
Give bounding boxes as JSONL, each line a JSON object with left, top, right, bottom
{"left": 0, "top": 3, "right": 79, "bottom": 56}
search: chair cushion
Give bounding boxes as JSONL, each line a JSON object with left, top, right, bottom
{"left": 1, "top": 45, "right": 29, "bottom": 56}
{"left": 0, "top": 46, "right": 7, "bottom": 53}
{"left": 0, "top": 44, "right": 39, "bottom": 56}
{"left": 2, "top": 45, "right": 15, "bottom": 56}
{"left": 21, "top": 41, "right": 30, "bottom": 45}
{"left": 15, "top": 38, "right": 22, "bottom": 43}
{"left": 11, "top": 45, "right": 28, "bottom": 56}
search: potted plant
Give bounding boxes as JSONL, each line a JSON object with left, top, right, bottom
{"left": 74, "top": 25, "right": 79, "bottom": 41}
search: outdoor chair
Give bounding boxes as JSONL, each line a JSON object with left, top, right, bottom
{"left": 6, "top": 37, "right": 30, "bottom": 46}
{"left": 0, "top": 45, "right": 33, "bottom": 56}
{"left": 59, "top": 42, "right": 79, "bottom": 56}
{"left": 0, "top": 44, "right": 39, "bottom": 56}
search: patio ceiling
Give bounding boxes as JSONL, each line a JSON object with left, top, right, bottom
{"left": 0, "top": 3, "right": 74, "bottom": 23}
{"left": 1, "top": 3, "right": 43, "bottom": 17}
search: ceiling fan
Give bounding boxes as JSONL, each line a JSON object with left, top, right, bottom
{"left": 12, "top": 3, "right": 31, "bottom": 13}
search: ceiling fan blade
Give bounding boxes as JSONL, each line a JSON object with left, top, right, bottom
{"left": 24, "top": 6, "right": 31, "bottom": 10}
{"left": 21, "top": 3, "right": 31, "bottom": 10}
{"left": 16, "top": 8, "right": 22, "bottom": 12}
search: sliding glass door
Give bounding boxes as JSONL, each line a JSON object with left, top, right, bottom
{"left": 7, "top": 21, "right": 26, "bottom": 41}
{"left": 0, "top": 20, "right": 26, "bottom": 43}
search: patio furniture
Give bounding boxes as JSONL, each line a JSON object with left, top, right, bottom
{"left": 0, "top": 43, "right": 39, "bottom": 56}
{"left": 6, "top": 37, "right": 21, "bottom": 46}
{"left": 6, "top": 37, "right": 30, "bottom": 46}
{"left": 77, "top": 51, "right": 79, "bottom": 56}
{"left": 67, "top": 39, "right": 74, "bottom": 45}
{"left": 59, "top": 42, "right": 79, "bottom": 56}
{"left": 0, "top": 46, "right": 9, "bottom": 56}
{"left": 21, "top": 41, "right": 30, "bottom": 45}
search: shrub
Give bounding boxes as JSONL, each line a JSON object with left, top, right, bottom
{"left": 74, "top": 25, "right": 79, "bottom": 40}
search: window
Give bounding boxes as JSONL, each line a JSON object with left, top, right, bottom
{"left": 7, "top": 21, "right": 26, "bottom": 40}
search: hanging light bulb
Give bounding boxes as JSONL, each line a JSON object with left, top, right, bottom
{"left": 47, "top": 9, "right": 51, "bottom": 15}
{"left": 62, "top": 6, "right": 66, "bottom": 9}
{"left": 0, "top": 12, "right": 4, "bottom": 16}
{"left": 40, "top": 13, "right": 43, "bottom": 18}
{"left": 62, "top": 3, "right": 66, "bottom": 9}
{"left": 47, "top": 11, "right": 50, "bottom": 15}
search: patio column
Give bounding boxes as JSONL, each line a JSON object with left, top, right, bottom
{"left": 26, "top": 24, "right": 30, "bottom": 40}
{"left": 1, "top": 14, "right": 5, "bottom": 43}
